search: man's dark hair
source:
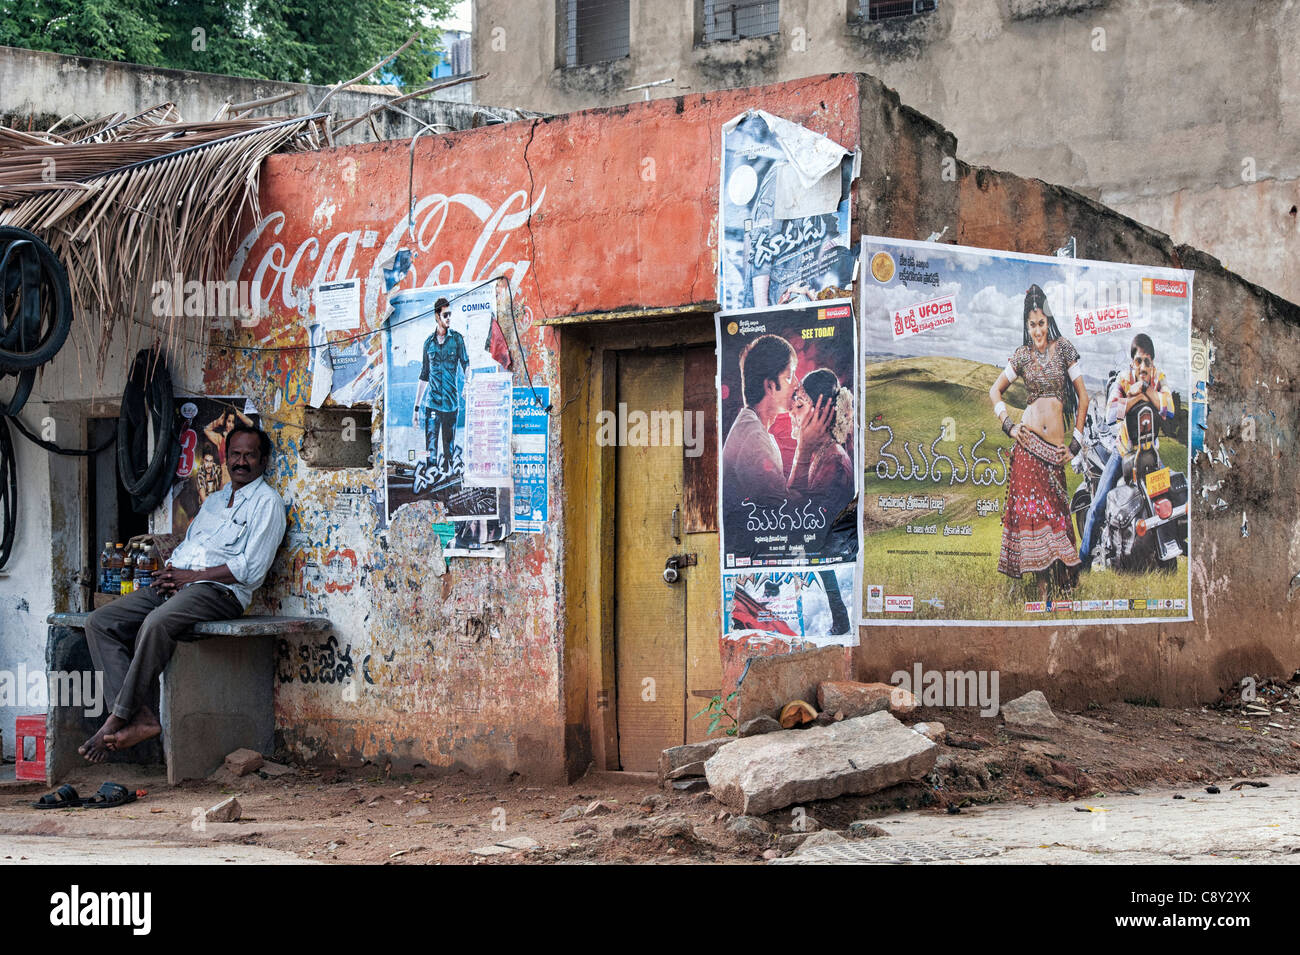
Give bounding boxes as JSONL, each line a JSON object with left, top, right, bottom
{"left": 434, "top": 297, "right": 450, "bottom": 314}
{"left": 227, "top": 425, "right": 273, "bottom": 463}
{"left": 739, "top": 334, "right": 796, "bottom": 407}
{"left": 1130, "top": 333, "right": 1155, "bottom": 360}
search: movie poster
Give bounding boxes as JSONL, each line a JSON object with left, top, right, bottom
{"left": 383, "top": 283, "right": 503, "bottom": 521}
{"left": 719, "top": 110, "right": 857, "bottom": 312}
{"left": 859, "top": 237, "right": 1193, "bottom": 625}
{"left": 168, "top": 395, "right": 261, "bottom": 537}
{"left": 717, "top": 299, "right": 860, "bottom": 644}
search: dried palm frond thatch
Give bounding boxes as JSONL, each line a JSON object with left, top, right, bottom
{"left": 0, "top": 109, "right": 327, "bottom": 362}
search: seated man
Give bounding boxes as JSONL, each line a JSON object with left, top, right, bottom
{"left": 1079, "top": 333, "right": 1174, "bottom": 566}
{"left": 80, "top": 425, "right": 286, "bottom": 761}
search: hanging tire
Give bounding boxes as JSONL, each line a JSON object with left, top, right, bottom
{"left": 0, "top": 227, "right": 73, "bottom": 374}
{"left": 117, "top": 349, "right": 179, "bottom": 514}
{"left": 0, "top": 416, "right": 17, "bottom": 569}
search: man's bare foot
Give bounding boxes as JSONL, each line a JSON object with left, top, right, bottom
{"left": 79, "top": 716, "right": 126, "bottom": 763}
{"left": 104, "top": 708, "right": 162, "bottom": 752}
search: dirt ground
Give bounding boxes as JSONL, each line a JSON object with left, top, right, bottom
{"left": 4, "top": 685, "right": 1300, "bottom": 864}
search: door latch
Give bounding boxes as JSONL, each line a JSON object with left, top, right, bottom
{"left": 663, "top": 553, "right": 697, "bottom": 585}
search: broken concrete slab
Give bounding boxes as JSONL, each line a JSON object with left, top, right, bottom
{"left": 736, "top": 645, "right": 850, "bottom": 724}
{"left": 1002, "top": 690, "right": 1063, "bottom": 730}
{"left": 657, "top": 737, "right": 734, "bottom": 784}
{"left": 469, "top": 844, "right": 513, "bottom": 857}
{"left": 704, "top": 711, "right": 938, "bottom": 815}
{"left": 913, "top": 721, "right": 946, "bottom": 741}
{"left": 817, "top": 681, "right": 892, "bottom": 718}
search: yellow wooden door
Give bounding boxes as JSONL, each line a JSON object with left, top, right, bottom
{"left": 615, "top": 346, "right": 722, "bottom": 770}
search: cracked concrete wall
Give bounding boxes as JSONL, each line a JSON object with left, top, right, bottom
{"left": 473, "top": 0, "right": 1299, "bottom": 305}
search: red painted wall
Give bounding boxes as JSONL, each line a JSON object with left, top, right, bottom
{"left": 203, "top": 74, "right": 861, "bottom": 776}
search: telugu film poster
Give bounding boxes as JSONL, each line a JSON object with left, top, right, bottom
{"left": 383, "top": 282, "right": 504, "bottom": 522}
{"left": 718, "top": 110, "right": 857, "bottom": 312}
{"left": 717, "top": 300, "right": 861, "bottom": 646}
{"left": 168, "top": 395, "right": 261, "bottom": 537}
{"left": 859, "top": 237, "right": 1193, "bottom": 625}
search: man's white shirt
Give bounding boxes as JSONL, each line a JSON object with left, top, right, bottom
{"left": 167, "top": 476, "right": 286, "bottom": 610}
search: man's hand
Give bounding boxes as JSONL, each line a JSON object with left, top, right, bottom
{"left": 154, "top": 567, "right": 197, "bottom": 594}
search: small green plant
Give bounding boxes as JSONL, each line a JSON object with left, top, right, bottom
{"left": 693, "top": 690, "right": 740, "bottom": 737}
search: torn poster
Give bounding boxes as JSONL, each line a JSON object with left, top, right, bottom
{"left": 445, "top": 486, "right": 513, "bottom": 558}
{"left": 723, "top": 566, "right": 857, "bottom": 648}
{"left": 308, "top": 323, "right": 382, "bottom": 409}
{"left": 718, "top": 109, "right": 857, "bottom": 311}
{"left": 307, "top": 323, "right": 332, "bottom": 409}
{"left": 1189, "top": 336, "right": 1211, "bottom": 456}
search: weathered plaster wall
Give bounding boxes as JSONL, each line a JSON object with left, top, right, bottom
{"left": 211, "top": 74, "right": 858, "bottom": 777}
{"left": 851, "top": 71, "right": 1300, "bottom": 709}
{"left": 472, "top": 0, "right": 1300, "bottom": 304}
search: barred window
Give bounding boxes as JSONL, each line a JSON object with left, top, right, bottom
{"left": 564, "top": 0, "right": 631, "bottom": 67}
{"left": 858, "top": 0, "right": 938, "bottom": 22}
{"left": 702, "top": 0, "right": 780, "bottom": 42}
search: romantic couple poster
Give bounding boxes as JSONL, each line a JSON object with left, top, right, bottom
{"left": 717, "top": 300, "right": 862, "bottom": 646}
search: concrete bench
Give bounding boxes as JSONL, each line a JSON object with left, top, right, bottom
{"left": 45, "top": 612, "right": 331, "bottom": 785}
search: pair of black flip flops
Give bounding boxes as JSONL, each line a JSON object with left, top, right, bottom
{"left": 32, "top": 782, "right": 139, "bottom": 809}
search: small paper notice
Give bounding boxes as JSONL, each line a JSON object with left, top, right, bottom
{"left": 315, "top": 278, "right": 361, "bottom": 332}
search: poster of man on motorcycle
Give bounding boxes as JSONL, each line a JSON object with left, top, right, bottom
{"left": 858, "top": 236, "right": 1192, "bottom": 626}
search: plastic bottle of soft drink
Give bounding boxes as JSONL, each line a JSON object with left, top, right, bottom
{"left": 110, "top": 543, "right": 125, "bottom": 594}
{"left": 135, "top": 544, "right": 154, "bottom": 590}
{"left": 99, "top": 541, "right": 113, "bottom": 593}
{"left": 120, "top": 544, "right": 135, "bottom": 595}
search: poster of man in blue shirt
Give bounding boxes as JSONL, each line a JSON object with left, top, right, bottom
{"left": 411, "top": 296, "right": 469, "bottom": 471}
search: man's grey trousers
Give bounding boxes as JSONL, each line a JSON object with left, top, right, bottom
{"left": 85, "top": 583, "right": 243, "bottom": 721}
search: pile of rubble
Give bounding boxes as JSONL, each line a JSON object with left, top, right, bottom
{"left": 658, "top": 647, "right": 1067, "bottom": 821}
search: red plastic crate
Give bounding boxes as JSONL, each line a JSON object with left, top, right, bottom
{"left": 15, "top": 714, "right": 46, "bottom": 782}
